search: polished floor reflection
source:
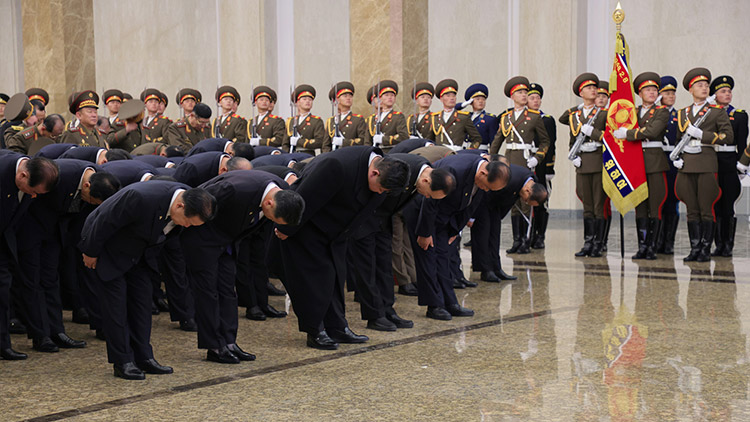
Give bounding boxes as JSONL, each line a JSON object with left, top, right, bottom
{"left": 4, "top": 216, "right": 750, "bottom": 421}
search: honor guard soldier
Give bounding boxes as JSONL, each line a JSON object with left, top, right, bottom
{"left": 247, "top": 86, "right": 285, "bottom": 147}
{"left": 122, "top": 92, "right": 133, "bottom": 101}
{"left": 672, "top": 68, "right": 733, "bottom": 262}
{"left": 464, "top": 83, "right": 499, "bottom": 150}
{"left": 6, "top": 114, "right": 65, "bottom": 155}
{"left": 103, "top": 89, "right": 126, "bottom": 135}
{"left": 165, "top": 102, "right": 212, "bottom": 152}
{"left": 2, "top": 94, "right": 38, "bottom": 147}
{"left": 655, "top": 76, "right": 681, "bottom": 254}
{"left": 107, "top": 99, "right": 149, "bottom": 152}
{"left": 26, "top": 88, "right": 49, "bottom": 121}
{"left": 526, "top": 83, "right": 556, "bottom": 249}
{"left": 427, "top": 79, "right": 482, "bottom": 150}
{"left": 157, "top": 91, "right": 170, "bottom": 118}
{"left": 613, "top": 72, "right": 670, "bottom": 260}
{"left": 61, "top": 91, "right": 108, "bottom": 148}
{"left": 490, "top": 76, "right": 550, "bottom": 254}
{"left": 140, "top": 88, "right": 171, "bottom": 142}
{"left": 211, "top": 85, "right": 246, "bottom": 143}
{"left": 712, "top": 75, "right": 747, "bottom": 256}
{"left": 283, "top": 84, "right": 327, "bottom": 155}
{"left": 0, "top": 93, "right": 8, "bottom": 125}
{"left": 407, "top": 82, "right": 435, "bottom": 139}
{"left": 365, "top": 80, "right": 409, "bottom": 151}
{"left": 560, "top": 73, "right": 609, "bottom": 257}
{"left": 325, "top": 81, "right": 367, "bottom": 149}
{"left": 595, "top": 81, "right": 610, "bottom": 108}
{"left": 176, "top": 88, "right": 202, "bottom": 116}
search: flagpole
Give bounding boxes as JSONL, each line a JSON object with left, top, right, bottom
{"left": 620, "top": 213, "right": 625, "bottom": 259}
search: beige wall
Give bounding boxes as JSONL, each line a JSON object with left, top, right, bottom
{"left": 0, "top": 0, "right": 24, "bottom": 94}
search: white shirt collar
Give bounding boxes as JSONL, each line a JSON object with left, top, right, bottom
{"left": 96, "top": 149, "right": 106, "bottom": 163}
{"left": 369, "top": 151, "right": 382, "bottom": 166}
{"left": 77, "top": 167, "right": 95, "bottom": 192}
{"left": 166, "top": 189, "right": 185, "bottom": 219}
{"left": 417, "top": 164, "right": 429, "bottom": 181}
{"left": 258, "top": 182, "right": 280, "bottom": 220}
{"left": 16, "top": 157, "right": 28, "bottom": 202}
{"left": 139, "top": 172, "right": 154, "bottom": 182}
{"left": 223, "top": 141, "right": 233, "bottom": 153}
{"left": 218, "top": 153, "right": 231, "bottom": 174}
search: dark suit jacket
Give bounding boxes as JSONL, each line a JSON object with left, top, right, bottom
{"left": 255, "top": 165, "right": 298, "bottom": 181}
{"left": 34, "top": 143, "right": 76, "bottom": 159}
{"left": 1, "top": 152, "right": 33, "bottom": 235}
{"left": 187, "top": 138, "right": 231, "bottom": 156}
{"left": 388, "top": 138, "right": 434, "bottom": 154}
{"left": 251, "top": 152, "right": 312, "bottom": 168}
{"left": 253, "top": 146, "right": 282, "bottom": 157}
{"left": 133, "top": 154, "right": 172, "bottom": 168}
{"left": 484, "top": 164, "right": 534, "bottom": 218}
{"left": 79, "top": 180, "right": 190, "bottom": 281}
{"left": 59, "top": 146, "right": 106, "bottom": 163}
{"left": 101, "top": 160, "right": 156, "bottom": 186}
{"left": 173, "top": 151, "right": 228, "bottom": 187}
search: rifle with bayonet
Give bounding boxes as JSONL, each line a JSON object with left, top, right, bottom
{"left": 289, "top": 85, "right": 300, "bottom": 152}
{"left": 249, "top": 84, "right": 260, "bottom": 146}
{"left": 568, "top": 105, "right": 599, "bottom": 161}
{"left": 411, "top": 81, "right": 422, "bottom": 138}
{"left": 669, "top": 108, "right": 711, "bottom": 161}
{"left": 372, "top": 81, "right": 383, "bottom": 147}
{"left": 331, "top": 83, "right": 344, "bottom": 150}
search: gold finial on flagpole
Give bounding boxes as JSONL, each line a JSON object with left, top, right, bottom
{"left": 613, "top": 2, "right": 625, "bottom": 31}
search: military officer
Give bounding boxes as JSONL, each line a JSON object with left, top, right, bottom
{"left": 595, "top": 81, "right": 610, "bottom": 108}
{"left": 26, "top": 88, "right": 49, "bottom": 121}
{"left": 560, "top": 73, "right": 609, "bottom": 257}
{"left": 211, "top": 85, "right": 246, "bottom": 143}
{"left": 2, "top": 94, "right": 39, "bottom": 147}
{"left": 282, "top": 84, "right": 328, "bottom": 155}
{"left": 122, "top": 93, "right": 133, "bottom": 101}
{"left": 365, "top": 80, "right": 409, "bottom": 151}
{"left": 490, "top": 76, "right": 550, "bottom": 254}
{"left": 246, "top": 86, "right": 285, "bottom": 148}
{"left": 526, "top": 83, "right": 556, "bottom": 249}
{"left": 140, "top": 88, "right": 171, "bottom": 142}
{"left": 175, "top": 88, "right": 202, "bottom": 117}
{"left": 325, "top": 81, "right": 367, "bottom": 149}
{"left": 672, "top": 67, "right": 733, "bottom": 262}
{"left": 59, "top": 91, "right": 108, "bottom": 148}
{"left": 6, "top": 114, "right": 65, "bottom": 155}
{"left": 157, "top": 91, "right": 170, "bottom": 118}
{"left": 464, "top": 83, "right": 499, "bottom": 150}
{"left": 426, "top": 79, "right": 482, "bottom": 150}
{"left": 165, "top": 102, "right": 212, "bottom": 152}
{"left": 655, "top": 76, "right": 681, "bottom": 254}
{"left": 406, "top": 82, "right": 435, "bottom": 139}
{"left": 103, "top": 89, "right": 126, "bottom": 135}
{"left": 711, "top": 76, "right": 747, "bottom": 257}
{"left": 107, "top": 99, "right": 151, "bottom": 152}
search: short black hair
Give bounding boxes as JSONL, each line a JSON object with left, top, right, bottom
{"left": 106, "top": 149, "right": 132, "bottom": 161}
{"left": 291, "top": 161, "right": 307, "bottom": 174}
{"left": 164, "top": 146, "right": 184, "bottom": 157}
{"left": 274, "top": 189, "right": 305, "bottom": 225}
{"left": 429, "top": 167, "right": 456, "bottom": 196}
{"left": 182, "top": 188, "right": 217, "bottom": 222}
{"left": 486, "top": 161, "right": 510, "bottom": 184}
{"left": 43, "top": 114, "right": 64, "bottom": 133}
{"left": 30, "top": 99, "right": 46, "bottom": 112}
{"left": 530, "top": 182, "right": 548, "bottom": 204}
{"left": 226, "top": 156, "right": 251, "bottom": 171}
{"left": 233, "top": 142, "right": 255, "bottom": 161}
{"left": 88, "top": 172, "right": 121, "bottom": 202}
{"left": 374, "top": 156, "right": 410, "bottom": 192}
{"left": 26, "top": 157, "right": 59, "bottom": 191}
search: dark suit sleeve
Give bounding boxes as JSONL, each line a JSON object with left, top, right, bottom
{"left": 415, "top": 196, "right": 438, "bottom": 238}
{"left": 78, "top": 189, "right": 143, "bottom": 257}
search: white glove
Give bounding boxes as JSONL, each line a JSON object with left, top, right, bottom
{"left": 249, "top": 137, "right": 260, "bottom": 146}
{"left": 686, "top": 124, "right": 703, "bottom": 140}
{"left": 737, "top": 161, "right": 749, "bottom": 174}
{"left": 613, "top": 127, "right": 627, "bottom": 139}
{"left": 572, "top": 156, "right": 582, "bottom": 168}
{"left": 332, "top": 136, "right": 344, "bottom": 148}
{"left": 460, "top": 98, "right": 474, "bottom": 108}
{"left": 581, "top": 124, "right": 594, "bottom": 137}
{"left": 526, "top": 156, "right": 538, "bottom": 169}
{"left": 673, "top": 159, "right": 684, "bottom": 169}
{"left": 546, "top": 174, "right": 554, "bottom": 182}
{"left": 372, "top": 134, "right": 384, "bottom": 146}
{"left": 289, "top": 136, "right": 300, "bottom": 147}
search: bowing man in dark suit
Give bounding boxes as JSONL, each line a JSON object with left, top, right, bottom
{"left": 182, "top": 170, "right": 304, "bottom": 363}
{"left": 173, "top": 151, "right": 251, "bottom": 187}
{"left": 250, "top": 152, "right": 312, "bottom": 168}
{"left": 101, "top": 159, "right": 157, "bottom": 186}
{"left": 272, "top": 145, "right": 409, "bottom": 350}
{"left": 404, "top": 154, "right": 510, "bottom": 320}
{"left": 15, "top": 159, "right": 120, "bottom": 352}
{"left": 34, "top": 143, "right": 77, "bottom": 159}
{"left": 133, "top": 154, "right": 174, "bottom": 168}
{"left": 78, "top": 181, "right": 216, "bottom": 379}
{"left": 0, "top": 153, "right": 59, "bottom": 360}
{"left": 59, "top": 146, "right": 108, "bottom": 164}
{"left": 348, "top": 153, "right": 456, "bottom": 331}
{"left": 187, "top": 138, "right": 233, "bottom": 156}
{"left": 252, "top": 145, "right": 282, "bottom": 157}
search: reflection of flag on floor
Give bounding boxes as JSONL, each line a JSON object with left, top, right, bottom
{"left": 602, "top": 31, "right": 648, "bottom": 214}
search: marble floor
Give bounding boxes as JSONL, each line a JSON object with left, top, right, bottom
{"left": 4, "top": 216, "right": 750, "bottom": 421}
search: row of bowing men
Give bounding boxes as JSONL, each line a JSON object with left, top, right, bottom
{"left": 0, "top": 127, "right": 548, "bottom": 379}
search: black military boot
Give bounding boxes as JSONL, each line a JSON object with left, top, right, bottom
{"left": 589, "top": 218, "right": 607, "bottom": 257}
{"left": 506, "top": 216, "right": 522, "bottom": 254}
{"left": 531, "top": 208, "right": 548, "bottom": 249}
{"left": 644, "top": 218, "right": 660, "bottom": 260}
{"left": 683, "top": 221, "right": 702, "bottom": 262}
{"left": 575, "top": 218, "right": 595, "bottom": 257}
{"left": 631, "top": 218, "right": 649, "bottom": 259}
{"left": 711, "top": 217, "right": 725, "bottom": 256}
{"left": 655, "top": 214, "right": 667, "bottom": 253}
{"left": 663, "top": 214, "right": 679, "bottom": 255}
{"left": 722, "top": 217, "right": 737, "bottom": 257}
{"left": 697, "top": 220, "right": 715, "bottom": 262}
{"left": 517, "top": 217, "right": 531, "bottom": 254}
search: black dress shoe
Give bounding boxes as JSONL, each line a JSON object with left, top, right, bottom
{"left": 95, "top": 329, "right": 106, "bottom": 341}
{"left": 114, "top": 362, "right": 146, "bottom": 380}
{"left": 267, "top": 281, "right": 286, "bottom": 296}
{"left": 458, "top": 276, "right": 478, "bottom": 288}
{"left": 261, "top": 304, "right": 287, "bottom": 318}
{"left": 480, "top": 271, "right": 500, "bottom": 283}
{"left": 9, "top": 318, "right": 26, "bottom": 334}
{"left": 398, "top": 283, "right": 418, "bottom": 296}
{"left": 32, "top": 337, "right": 59, "bottom": 353}
{"left": 72, "top": 308, "right": 90, "bottom": 324}
{"left": 366, "top": 317, "right": 397, "bottom": 332}
{"left": 463, "top": 240, "right": 472, "bottom": 248}
{"left": 328, "top": 327, "right": 369, "bottom": 343}
{"left": 426, "top": 306, "right": 452, "bottom": 320}
{"left": 1, "top": 347, "right": 27, "bottom": 360}
{"left": 156, "top": 298, "right": 170, "bottom": 312}
{"left": 207, "top": 346, "right": 240, "bottom": 364}
{"left": 51, "top": 333, "right": 86, "bottom": 348}
{"left": 386, "top": 313, "right": 414, "bottom": 329}
{"left": 452, "top": 279, "right": 466, "bottom": 289}
{"left": 227, "top": 344, "right": 256, "bottom": 361}
{"left": 245, "top": 306, "right": 267, "bottom": 321}
{"left": 496, "top": 268, "right": 517, "bottom": 281}
{"left": 180, "top": 319, "right": 198, "bottom": 332}
{"left": 136, "top": 358, "right": 173, "bottom": 374}
{"left": 306, "top": 331, "right": 338, "bottom": 350}
{"left": 447, "top": 304, "right": 474, "bottom": 317}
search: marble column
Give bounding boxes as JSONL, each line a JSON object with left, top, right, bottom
{"left": 350, "top": 0, "right": 428, "bottom": 116}
{"left": 22, "top": 0, "right": 96, "bottom": 117}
